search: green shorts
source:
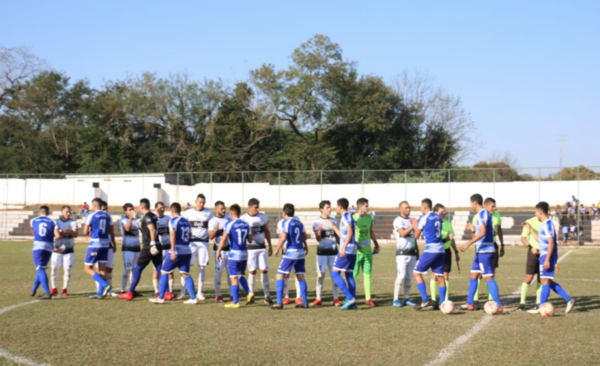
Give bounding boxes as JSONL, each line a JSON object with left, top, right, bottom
{"left": 353, "top": 251, "right": 373, "bottom": 277}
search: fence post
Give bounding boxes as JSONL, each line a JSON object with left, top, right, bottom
{"left": 448, "top": 169, "right": 451, "bottom": 208}
{"left": 320, "top": 171, "right": 323, "bottom": 202}
{"left": 577, "top": 166, "right": 580, "bottom": 246}
{"left": 404, "top": 170, "right": 408, "bottom": 201}
{"left": 39, "top": 173, "right": 42, "bottom": 206}
{"left": 210, "top": 172, "right": 213, "bottom": 206}
{"left": 361, "top": 169, "right": 365, "bottom": 197}
{"left": 241, "top": 172, "right": 245, "bottom": 208}
{"left": 176, "top": 173, "right": 180, "bottom": 203}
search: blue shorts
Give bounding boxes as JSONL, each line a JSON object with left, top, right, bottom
{"left": 539, "top": 253, "right": 557, "bottom": 279}
{"left": 32, "top": 249, "right": 52, "bottom": 269}
{"left": 470, "top": 253, "right": 495, "bottom": 277}
{"left": 162, "top": 253, "right": 191, "bottom": 274}
{"left": 414, "top": 252, "right": 445, "bottom": 276}
{"left": 277, "top": 258, "right": 306, "bottom": 275}
{"left": 332, "top": 254, "right": 357, "bottom": 272}
{"left": 228, "top": 259, "right": 247, "bottom": 277}
{"left": 84, "top": 247, "right": 109, "bottom": 265}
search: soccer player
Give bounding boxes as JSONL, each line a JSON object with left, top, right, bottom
{"left": 217, "top": 204, "right": 253, "bottom": 309}
{"left": 311, "top": 200, "right": 340, "bottom": 307}
{"left": 120, "top": 203, "right": 141, "bottom": 293}
{"left": 154, "top": 202, "right": 172, "bottom": 299}
{"left": 99, "top": 201, "right": 117, "bottom": 296}
{"left": 241, "top": 198, "right": 273, "bottom": 305}
{"left": 30, "top": 206, "right": 56, "bottom": 300}
{"left": 329, "top": 198, "right": 358, "bottom": 310}
{"left": 412, "top": 199, "right": 445, "bottom": 310}
{"left": 208, "top": 201, "right": 231, "bottom": 302}
{"left": 150, "top": 203, "right": 198, "bottom": 305}
{"left": 352, "top": 198, "right": 380, "bottom": 307}
{"left": 118, "top": 198, "right": 160, "bottom": 301}
{"left": 518, "top": 213, "right": 542, "bottom": 311}
{"left": 83, "top": 198, "right": 114, "bottom": 299}
{"left": 459, "top": 194, "right": 502, "bottom": 312}
{"left": 430, "top": 204, "right": 460, "bottom": 303}
{"left": 180, "top": 193, "right": 213, "bottom": 301}
{"left": 392, "top": 201, "right": 419, "bottom": 307}
{"left": 278, "top": 216, "right": 301, "bottom": 305}
{"left": 271, "top": 203, "right": 309, "bottom": 309}
{"left": 51, "top": 205, "right": 78, "bottom": 297}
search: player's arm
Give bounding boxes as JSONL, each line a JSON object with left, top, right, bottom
{"left": 340, "top": 224, "right": 353, "bottom": 258}
{"left": 524, "top": 223, "right": 539, "bottom": 242}
{"left": 216, "top": 232, "right": 228, "bottom": 261}
{"left": 68, "top": 222, "right": 78, "bottom": 238}
{"left": 544, "top": 235, "right": 555, "bottom": 270}
{"left": 302, "top": 231, "right": 308, "bottom": 255}
{"left": 54, "top": 225, "right": 63, "bottom": 239}
{"left": 314, "top": 223, "right": 322, "bottom": 242}
{"left": 274, "top": 232, "right": 287, "bottom": 256}
{"left": 208, "top": 221, "right": 219, "bottom": 240}
{"left": 83, "top": 224, "right": 90, "bottom": 236}
{"left": 263, "top": 224, "right": 273, "bottom": 256}
{"left": 108, "top": 224, "right": 116, "bottom": 250}
{"left": 460, "top": 223, "right": 486, "bottom": 252}
{"left": 397, "top": 225, "right": 414, "bottom": 237}
{"left": 123, "top": 216, "right": 133, "bottom": 231}
{"left": 370, "top": 225, "right": 379, "bottom": 248}
{"left": 497, "top": 225, "right": 505, "bottom": 256}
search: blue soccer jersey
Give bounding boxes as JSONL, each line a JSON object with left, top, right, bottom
{"left": 225, "top": 219, "right": 250, "bottom": 261}
{"left": 538, "top": 219, "right": 557, "bottom": 257}
{"left": 282, "top": 217, "right": 306, "bottom": 260}
{"left": 417, "top": 211, "right": 443, "bottom": 253}
{"left": 30, "top": 216, "right": 56, "bottom": 252}
{"left": 474, "top": 209, "right": 495, "bottom": 253}
{"left": 339, "top": 212, "right": 357, "bottom": 255}
{"left": 84, "top": 211, "right": 113, "bottom": 248}
{"left": 170, "top": 216, "right": 192, "bottom": 255}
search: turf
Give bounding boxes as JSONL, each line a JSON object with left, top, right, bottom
{"left": 0, "top": 242, "right": 598, "bottom": 366}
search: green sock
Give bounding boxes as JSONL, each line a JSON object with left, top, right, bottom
{"left": 430, "top": 279, "right": 438, "bottom": 301}
{"left": 445, "top": 279, "right": 450, "bottom": 301}
{"left": 364, "top": 274, "right": 372, "bottom": 301}
{"left": 474, "top": 279, "right": 481, "bottom": 301}
{"left": 520, "top": 282, "right": 530, "bottom": 304}
{"left": 535, "top": 283, "right": 542, "bottom": 305}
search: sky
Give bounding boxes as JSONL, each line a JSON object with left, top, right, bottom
{"left": 1, "top": 0, "right": 599, "bottom": 171}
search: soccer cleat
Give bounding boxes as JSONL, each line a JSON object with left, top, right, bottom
{"left": 102, "top": 284, "right": 112, "bottom": 298}
{"left": 464, "top": 304, "right": 475, "bottom": 311}
{"left": 498, "top": 306, "right": 504, "bottom": 313}
{"left": 403, "top": 299, "right": 417, "bottom": 307}
{"left": 282, "top": 297, "right": 291, "bottom": 305}
{"left": 61, "top": 289, "right": 68, "bottom": 297}
{"left": 565, "top": 299, "right": 576, "bottom": 314}
{"left": 164, "top": 292, "right": 173, "bottom": 301}
{"left": 264, "top": 296, "right": 274, "bottom": 305}
{"left": 50, "top": 288, "right": 58, "bottom": 296}
{"left": 108, "top": 292, "right": 118, "bottom": 297}
{"left": 38, "top": 293, "right": 52, "bottom": 300}
{"left": 341, "top": 297, "right": 356, "bottom": 310}
{"left": 473, "top": 301, "right": 481, "bottom": 310}
{"left": 154, "top": 293, "right": 160, "bottom": 299}
{"left": 393, "top": 300, "right": 402, "bottom": 307}
{"left": 350, "top": 304, "right": 358, "bottom": 310}
{"left": 414, "top": 300, "right": 431, "bottom": 310}
{"left": 527, "top": 305, "right": 539, "bottom": 314}
{"left": 215, "top": 296, "right": 224, "bottom": 302}
{"left": 30, "top": 289, "right": 36, "bottom": 297}
{"left": 246, "top": 293, "right": 255, "bottom": 305}
{"left": 175, "top": 293, "right": 186, "bottom": 301}
{"left": 117, "top": 291, "right": 134, "bottom": 301}
{"left": 295, "top": 297, "right": 303, "bottom": 305}
{"left": 430, "top": 300, "right": 440, "bottom": 311}
{"left": 295, "top": 303, "right": 309, "bottom": 309}
{"left": 183, "top": 298, "right": 198, "bottom": 305}
{"left": 225, "top": 302, "right": 240, "bottom": 309}
{"left": 311, "top": 299, "right": 322, "bottom": 307}
{"left": 365, "top": 299, "right": 379, "bottom": 307}
{"left": 88, "top": 294, "right": 103, "bottom": 300}
{"left": 133, "top": 291, "right": 144, "bottom": 298}
{"left": 517, "top": 303, "right": 526, "bottom": 311}
{"left": 149, "top": 298, "right": 165, "bottom": 304}
{"left": 197, "top": 293, "right": 206, "bottom": 301}
{"left": 333, "top": 299, "right": 341, "bottom": 307}
{"left": 270, "top": 303, "right": 284, "bottom": 310}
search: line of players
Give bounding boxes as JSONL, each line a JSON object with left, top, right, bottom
{"left": 29, "top": 193, "right": 576, "bottom": 313}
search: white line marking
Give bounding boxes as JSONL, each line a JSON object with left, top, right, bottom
{"left": 424, "top": 250, "right": 573, "bottom": 366}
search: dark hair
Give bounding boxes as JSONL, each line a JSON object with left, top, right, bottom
{"left": 123, "top": 203, "right": 134, "bottom": 212}
{"left": 319, "top": 200, "right": 331, "bottom": 210}
{"left": 484, "top": 197, "right": 496, "bottom": 205}
{"left": 357, "top": 198, "right": 369, "bottom": 208}
{"left": 140, "top": 198, "right": 150, "bottom": 210}
{"left": 101, "top": 201, "right": 108, "bottom": 209}
{"left": 399, "top": 201, "right": 409, "bottom": 207}
{"left": 536, "top": 201, "right": 550, "bottom": 215}
{"left": 470, "top": 194, "right": 483, "bottom": 205}
{"left": 39, "top": 206, "right": 50, "bottom": 215}
{"left": 92, "top": 197, "right": 103, "bottom": 207}
{"left": 433, "top": 203, "right": 445, "bottom": 212}
{"left": 421, "top": 198, "right": 432, "bottom": 210}
{"left": 155, "top": 201, "right": 165, "bottom": 208}
{"left": 230, "top": 204, "right": 241, "bottom": 216}
{"left": 170, "top": 202, "right": 182, "bottom": 214}
{"left": 248, "top": 198, "right": 260, "bottom": 207}
{"left": 215, "top": 200, "right": 225, "bottom": 207}
{"left": 337, "top": 198, "right": 349, "bottom": 210}
{"left": 196, "top": 194, "right": 205, "bottom": 201}
{"left": 61, "top": 205, "right": 71, "bottom": 211}
{"left": 283, "top": 203, "right": 295, "bottom": 217}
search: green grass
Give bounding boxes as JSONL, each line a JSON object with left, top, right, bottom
{"left": 0, "top": 242, "right": 599, "bottom": 366}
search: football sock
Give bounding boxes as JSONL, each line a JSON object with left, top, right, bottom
{"left": 185, "top": 277, "right": 196, "bottom": 300}
{"left": 474, "top": 279, "right": 481, "bottom": 302}
{"left": 32, "top": 274, "right": 40, "bottom": 294}
{"left": 159, "top": 274, "right": 169, "bottom": 299}
{"left": 331, "top": 274, "right": 339, "bottom": 300}
{"left": 439, "top": 285, "right": 447, "bottom": 304}
{"left": 550, "top": 282, "right": 572, "bottom": 302}
{"left": 226, "top": 275, "right": 231, "bottom": 293}
{"left": 248, "top": 273, "right": 256, "bottom": 293}
{"left": 540, "top": 284, "right": 550, "bottom": 304}
{"left": 197, "top": 266, "right": 205, "bottom": 295}
{"left": 430, "top": 279, "right": 438, "bottom": 302}
{"left": 261, "top": 273, "right": 270, "bottom": 297}
{"left": 168, "top": 278, "right": 174, "bottom": 293}
{"left": 153, "top": 279, "right": 159, "bottom": 294}
{"left": 364, "top": 274, "right": 372, "bottom": 301}
{"left": 316, "top": 272, "right": 324, "bottom": 300}
{"left": 299, "top": 280, "right": 308, "bottom": 305}
{"left": 283, "top": 277, "right": 290, "bottom": 298}
{"left": 129, "top": 266, "right": 143, "bottom": 293}
{"left": 520, "top": 282, "right": 530, "bottom": 304}
{"left": 50, "top": 265, "right": 58, "bottom": 289}
{"left": 93, "top": 273, "right": 107, "bottom": 296}
{"left": 487, "top": 279, "right": 501, "bottom": 305}
{"left": 37, "top": 268, "right": 50, "bottom": 295}
{"left": 214, "top": 271, "right": 222, "bottom": 297}
{"left": 295, "top": 277, "right": 301, "bottom": 299}
{"left": 105, "top": 272, "right": 112, "bottom": 288}
{"left": 332, "top": 271, "right": 352, "bottom": 299}
{"left": 345, "top": 273, "right": 356, "bottom": 297}
{"left": 468, "top": 278, "right": 478, "bottom": 305}
{"left": 416, "top": 282, "right": 428, "bottom": 302}
{"left": 239, "top": 276, "right": 250, "bottom": 295}
{"left": 403, "top": 279, "right": 412, "bottom": 301}
{"left": 121, "top": 270, "right": 130, "bottom": 293}
{"left": 276, "top": 279, "right": 284, "bottom": 304}
{"left": 488, "top": 292, "right": 493, "bottom": 301}
{"left": 536, "top": 283, "right": 542, "bottom": 305}
{"left": 445, "top": 279, "right": 450, "bottom": 301}
{"left": 231, "top": 284, "right": 239, "bottom": 304}
{"left": 63, "top": 268, "right": 71, "bottom": 290}
{"left": 180, "top": 276, "right": 187, "bottom": 296}
{"left": 393, "top": 277, "right": 403, "bottom": 301}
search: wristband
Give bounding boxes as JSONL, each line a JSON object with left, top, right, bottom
{"left": 151, "top": 241, "right": 158, "bottom": 246}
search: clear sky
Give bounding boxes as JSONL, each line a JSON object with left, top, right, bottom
{"left": 2, "top": 0, "right": 598, "bottom": 170}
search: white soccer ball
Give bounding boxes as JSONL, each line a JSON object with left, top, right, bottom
{"left": 539, "top": 302, "right": 555, "bottom": 317}
{"left": 484, "top": 301, "right": 499, "bottom": 315}
{"left": 440, "top": 301, "right": 455, "bottom": 314}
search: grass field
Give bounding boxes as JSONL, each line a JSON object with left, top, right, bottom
{"left": 0, "top": 242, "right": 599, "bottom": 366}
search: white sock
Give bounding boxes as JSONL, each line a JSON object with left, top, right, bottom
{"left": 226, "top": 275, "right": 232, "bottom": 294}
{"left": 316, "top": 273, "right": 324, "bottom": 300}
{"left": 152, "top": 279, "right": 159, "bottom": 294}
{"left": 50, "top": 266, "right": 58, "bottom": 289}
{"left": 106, "top": 272, "right": 113, "bottom": 287}
{"left": 214, "top": 270, "right": 222, "bottom": 297}
{"left": 168, "top": 278, "right": 174, "bottom": 293}
{"left": 261, "top": 272, "right": 270, "bottom": 297}
{"left": 63, "top": 268, "right": 71, "bottom": 290}
{"left": 403, "top": 279, "right": 412, "bottom": 301}
{"left": 180, "top": 276, "right": 187, "bottom": 295}
{"left": 197, "top": 266, "right": 205, "bottom": 296}
{"left": 295, "top": 277, "right": 301, "bottom": 299}
{"left": 394, "top": 276, "right": 403, "bottom": 301}
{"left": 283, "top": 277, "right": 290, "bottom": 298}
{"left": 121, "top": 270, "right": 130, "bottom": 293}
{"left": 331, "top": 273, "right": 339, "bottom": 300}
{"left": 95, "top": 280, "right": 99, "bottom": 292}
{"left": 249, "top": 273, "right": 256, "bottom": 293}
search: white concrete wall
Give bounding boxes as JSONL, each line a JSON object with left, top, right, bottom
{"left": 1, "top": 174, "right": 598, "bottom": 208}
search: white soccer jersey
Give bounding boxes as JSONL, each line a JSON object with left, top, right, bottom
{"left": 241, "top": 212, "right": 269, "bottom": 250}
{"left": 208, "top": 214, "right": 231, "bottom": 250}
{"left": 54, "top": 218, "right": 78, "bottom": 252}
{"left": 156, "top": 215, "right": 171, "bottom": 246}
{"left": 312, "top": 217, "right": 338, "bottom": 256}
{"left": 393, "top": 216, "right": 416, "bottom": 256}
{"left": 183, "top": 208, "right": 214, "bottom": 242}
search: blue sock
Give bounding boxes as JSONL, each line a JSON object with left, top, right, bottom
{"left": 416, "top": 282, "right": 428, "bottom": 302}
{"left": 239, "top": 276, "right": 249, "bottom": 295}
{"left": 540, "top": 284, "right": 550, "bottom": 304}
{"left": 159, "top": 274, "right": 169, "bottom": 299}
{"left": 276, "top": 279, "right": 284, "bottom": 304}
{"left": 332, "top": 271, "right": 353, "bottom": 299}
{"left": 550, "top": 282, "right": 571, "bottom": 302}
{"left": 468, "top": 278, "right": 478, "bottom": 305}
{"left": 299, "top": 280, "right": 308, "bottom": 305}
{"left": 439, "top": 285, "right": 446, "bottom": 303}
{"left": 345, "top": 273, "right": 356, "bottom": 297}
{"left": 486, "top": 279, "right": 501, "bottom": 305}
{"left": 32, "top": 273, "right": 41, "bottom": 294}
{"left": 129, "top": 266, "right": 143, "bottom": 293}
{"left": 231, "top": 284, "right": 239, "bottom": 304}
{"left": 93, "top": 273, "right": 108, "bottom": 295}
{"left": 37, "top": 268, "right": 50, "bottom": 295}
{"left": 185, "top": 277, "right": 196, "bottom": 300}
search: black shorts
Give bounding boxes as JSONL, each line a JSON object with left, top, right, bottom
{"left": 526, "top": 247, "right": 540, "bottom": 275}
{"left": 493, "top": 242, "right": 499, "bottom": 268}
{"left": 137, "top": 245, "right": 163, "bottom": 269}
{"left": 443, "top": 248, "right": 452, "bottom": 273}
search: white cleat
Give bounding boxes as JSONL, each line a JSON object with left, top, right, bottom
{"left": 527, "top": 306, "right": 539, "bottom": 314}
{"left": 565, "top": 299, "right": 576, "bottom": 314}
{"left": 183, "top": 298, "right": 198, "bottom": 305}
{"left": 108, "top": 292, "right": 118, "bottom": 297}
{"left": 175, "top": 293, "right": 186, "bottom": 301}
{"left": 149, "top": 298, "right": 165, "bottom": 304}
{"left": 196, "top": 293, "right": 206, "bottom": 301}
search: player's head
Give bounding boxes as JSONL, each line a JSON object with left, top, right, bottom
{"left": 214, "top": 200, "right": 226, "bottom": 217}
{"left": 39, "top": 205, "right": 50, "bottom": 216}
{"left": 170, "top": 202, "right": 182, "bottom": 216}
{"left": 139, "top": 198, "right": 150, "bottom": 212}
{"left": 60, "top": 205, "right": 71, "bottom": 219}
{"left": 535, "top": 201, "right": 550, "bottom": 220}
{"left": 356, "top": 198, "right": 369, "bottom": 214}
{"left": 336, "top": 198, "right": 349, "bottom": 214}
{"left": 283, "top": 203, "right": 295, "bottom": 218}
{"left": 319, "top": 200, "right": 331, "bottom": 216}
{"left": 155, "top": 201, "right": 165, "bottom": 217}
{"left": 91, "top": 197, "right": 102, "bottom": 210}
{"left": 230, "top": 204, "right": 241, "bottom": 219}
{"left": 248, "top": 198, "right": 260, "bottom": 215}
{"left": 399, "top": 201, "right": 411, "bottom": 217}
{"left": 195, "top": 194, "right": 206, "bottom": 210}
{"left": 123, "top": 203, "right": 134, "bottom": 215}
{"left": 420, "top": 198, "right": 432, "bottom": 214}
{"left": 484, "top": 197, "right": 496, "bottom": 213}
{"left": 100, "top": 200, "right": 108, "bottom": 212}
{"left": 433, "top": 203, "right": 446, "bottom": 218}
{"left": 470, "top": 194, "right": 483, "bottom": 209}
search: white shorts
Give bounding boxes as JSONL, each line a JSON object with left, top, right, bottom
{"left": 94, "top": 249, "right": 115, "bottom": 269}
{"left": 396, "top": 255, "right": 416, "bottom": 279}
{"left": 316, "top": 255, "right": 336, "bottom": 274}
{"left": 214, "top": 250, "right": 229, "bottom": 273}
{"left": 51, "top": 252, "right": 74, "bottom": 270}
{"left": 190, "top": 241, "right": 210, "bottom": 267}
{"left": 247, "top": 248, "right": 268, "bottom": 271}
{"left": 122, "top": 251, "right": 141, "bottom": 271}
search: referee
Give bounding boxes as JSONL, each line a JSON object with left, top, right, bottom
{"left": 520, "top": 215, "right": 542, "bottom": 311}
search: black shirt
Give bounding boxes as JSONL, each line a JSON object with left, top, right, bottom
{"left": 140, "top": 212, "right": 158, "bottom": 247}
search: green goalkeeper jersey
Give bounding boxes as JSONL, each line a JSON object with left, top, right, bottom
{"left": 353, "top": 213, "right": 373, "bottom": 255}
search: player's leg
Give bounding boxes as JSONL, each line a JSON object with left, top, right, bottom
{"left": 363, "top": 252, "right": 376, "bottom": 306}
{"left": 119, "top": 248, "right": 150, "bottom": 299}
{"left": 331, "top": 254, "right": 356, "bottom": 308}
{"left": 179, "top": 244, "right": 198, "bottom": 299}
{"left": 313, "top": 255, "right": 326, "bottom": 306}
{"left": 33, "top": 250, "right": 52, "bottom": 298}
{"left": 62, "top": 253, "right": 74, "bottom": 295}
{"left": 50, "top": 252, "right": 61, "bottom": 295}
{"left": 105, "top": 249, "right": 115, "bottom": 296}
{"left": 328, "top": 256, "right": 339, "bottom": 305}
{"left": 85, "top": 248, "right": 109, "bottom": 298}
{"left": 413, "top": 253, "right": 434, "bottom": 308}
{"left": 404, "top": 255, "right": 416, "bottom": 306}
{"left": 273, "top": 258, "right": 293, "bottom": 308}
{"left": 152, "top": 268, "right": 160, "bottom": 297}
{"left": 393, "top": 255, "right": 405, "bottom": 306}
{"left": 432, "top": 254, "right": 447, "bottom": 309}
{"left": 213, "top": 250, "right": 223, "bottom": 301}
{"left": 443, "top": 249, "right": 452, "bottom": 302}
{"left": 151, "top": 255, "right": 174, "bottom": 303}
{"left": 463, "top": 254, "right": 482, "bottom": 310}
{"left": 520, "top": 248, "right": 539, "bottom": 310}
{"left": 481, "top": 254, "right": 501, "bottom": 309}
{"left": 258, "top": 249, "right": 271, "bottom": 304}
{"left": 194, "top": 242, "right": 209, "bottom": 300}
{"left": 247, "top": 249, "right": 259, "bottom": 301}
{"left": 295, "top": 260, "right": 308, "bottom": 308}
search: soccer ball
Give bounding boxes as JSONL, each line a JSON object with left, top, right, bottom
{"left": 440, "top": 301, "right": 455, "bottom": 314}
{"left": 484, "top": 301, "right": 499, "bottom": 315}
{"left": 539, "top": 302, "right": 555, "bottom": 317}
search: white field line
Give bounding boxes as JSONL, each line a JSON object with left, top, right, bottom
{"left": 424, "top": 249, "right": 573, "bottom": 366}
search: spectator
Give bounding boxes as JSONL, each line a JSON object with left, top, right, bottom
{"left": 79, "top": 202, "right": 89, "bottom": 217}
{"left": 567, "top": 205, "right": 576, "bottom": 219}
{"left": 569, "top": 221, "right": 577, "bottom": 239}
{"left": 349, "top": 205, "right": 357, "bottom": 213}
{"left": 555, "top": 205, "right": 563, "bottom": 219}
{"left": 579, "top": 204, "right": 589, "bottom": 221}
{"left": 591, "top": 204, "right": 598, "bottom": 221}
{"left": 186, "top": 202, "right": 192, "bottom": 210}
{"left": 561, "top": 224, "right": 569, "bottom": 245}
{"left": 571, "top": 195, "right": 578, "bottom": 206}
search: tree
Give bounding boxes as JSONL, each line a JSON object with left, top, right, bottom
{"left": 0, "top": 46, "right": 47, "bottom": 103}
{"left": 554, "top": 166, "right": 599, "bottom": 181}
